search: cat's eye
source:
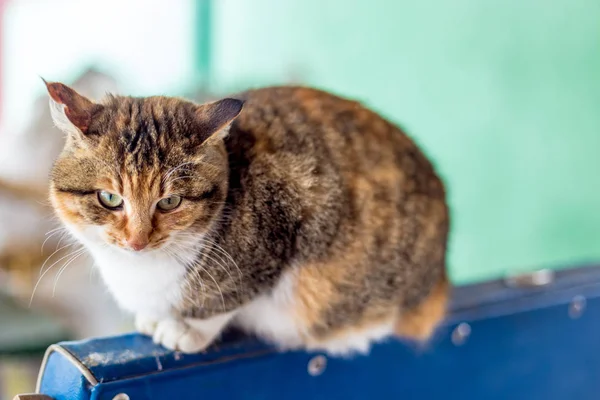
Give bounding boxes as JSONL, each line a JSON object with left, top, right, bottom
{"left": 98, "top": 191, "right": 124, "bottom": 209}
{"left": 157, "top": 195, "right": 182, "bottom": 211}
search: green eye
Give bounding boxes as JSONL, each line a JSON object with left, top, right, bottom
{"left": 157, "top": 195, "right": 182, "bottom": 211}
{"left": 98, "top": 191, "right": 123, "bottom": 209}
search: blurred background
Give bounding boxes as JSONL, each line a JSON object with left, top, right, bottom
{"left": 0, "top": 0, "right": 599, "bottom": 396}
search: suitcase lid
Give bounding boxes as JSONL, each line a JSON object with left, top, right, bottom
{"left": 37, "top": 263, "right": 600, "bottom": 389}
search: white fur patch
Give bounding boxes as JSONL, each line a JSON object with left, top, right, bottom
{"left": 235, "top": 271, "right": 304, "bottom": 350}
{"left": 235, "top": 271, "right": 396, "bottom": 356}
{"left": 66, "top": 225, "right": 193, "bottom": 318}
{"left": 307, "top": 318, "right": 396, "bottom": 356}
{"left": 48, "top": 99, "right": 80, "bottom": 138}
{"left": 91, "top": 246, "right": 187, "bottom": 317}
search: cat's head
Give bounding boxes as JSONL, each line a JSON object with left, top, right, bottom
{"left": 45, "top": 81, "right": 243, "bottom": 254}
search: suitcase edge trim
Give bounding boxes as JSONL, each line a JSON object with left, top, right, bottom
{"left": 35, "top": 343, "right": 98, "bottom": 392}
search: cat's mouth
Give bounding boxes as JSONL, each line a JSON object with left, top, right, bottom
{"left": 99, "top": 231, "right": 191, "bottom": 257}
{"left": 106, "top": 240, "right": 163, "bottom": 255}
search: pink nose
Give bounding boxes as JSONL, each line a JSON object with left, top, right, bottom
{"left": 127, "top": 239, "right": 148, "bottom": 251}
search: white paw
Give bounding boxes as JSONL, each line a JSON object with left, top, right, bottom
{"left": 135, "top": 315, "right": 159, "bottom": 337}
{"left": 152, "top": 319, "right": 211, "bottom": 354}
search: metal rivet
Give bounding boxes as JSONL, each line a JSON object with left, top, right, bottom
{"left": 504, "top": 269, "right": 555, "bottom": 288}
{"left": 452, "top": 322, "right": 471, "bottom": 346}
{"left": 112, "top": 394, "right": 130, "bottom": 400}
{"left": 308, "top": 355, "right": 327, "bottom": 376}
{"left": 569, "top": 295, "right": 586, "bottom": 319}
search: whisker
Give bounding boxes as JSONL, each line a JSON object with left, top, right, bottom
{"left": 56, "top": 231, "right": 72, "bottom": 249}
{"left": 52, "top": 250, "right": 86, "bottom": 297}
{"left": 88, "top": 263, "right": 95, "bottom": 284}
{"left": 29, "top": 246, "right": 85, "bottom": 307}
{"left": 196, "top": 264, "right": 226, "bottom": 312}
{"left": 202, "top": 240, "right": 243, "bottom": 288}
{"left": 162, "top": 162, "right": 195, "bottom": 185}
{"left": 167, "top": 245, "right": 210, "bottom": 307}
{"left": 41, "top": 227, "right": 66, "bottom": 254}
{"left": 182, "top": 264, "right": 207, "bottom": 307}
{"left": 39, "top": 242, "right": 75, "bottom": 276}
{"left": 44, "top": 227, "right": 64, "bottom": 236}
{"left": 201, "top": 252, "right": 236, "bottom": 288}
{"left": 35, "top": 198, "right": 53, "bottom": 207}
{"left": 203, "top": 239, "right": 241, "bottom": 277}
{"left": 165, "top": 176, "right": 196, "bottom": 185}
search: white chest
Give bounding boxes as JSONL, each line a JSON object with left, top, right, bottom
{"left": 89, "top": 246, "right": 188, "bottom": 317}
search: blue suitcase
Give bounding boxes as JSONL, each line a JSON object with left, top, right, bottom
{"left": 19, "top": 265, "right": 600, "bottom": 399}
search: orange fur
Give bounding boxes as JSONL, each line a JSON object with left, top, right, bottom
{"left": 395, "top": 276, "right": 449, "bottom": 341}
{"left": 292, "top": 261, "right": 346, "bottom": 330}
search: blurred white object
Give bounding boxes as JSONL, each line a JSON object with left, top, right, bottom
{"left": 0, "top": 68, "right": 119, "bottom": 188}
{"left": 2, "top": 0, "right": 195, "bottom": 130}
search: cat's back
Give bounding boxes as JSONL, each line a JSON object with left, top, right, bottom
{"left": 231, "top": 86, "right": 444, "bottom": 200}
{"left": 234, "top": 85, "right": 392, "bottom": 146}
{"left": 228, "top": 85, "right": 447, "bottom": 266}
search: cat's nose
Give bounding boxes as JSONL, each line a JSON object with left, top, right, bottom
{"left": 127, "top": 238, "right": 148, "bottom": 251}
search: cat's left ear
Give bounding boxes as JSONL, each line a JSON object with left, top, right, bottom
{"left": 43, "top": 79, "right": 103, "bottom": 138}
{"left": 195, "top": 98, "right": 244, "bottom": 143}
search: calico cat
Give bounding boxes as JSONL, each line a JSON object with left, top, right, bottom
{"left": 45, "top": 81, "right": 450, "bottom": 356}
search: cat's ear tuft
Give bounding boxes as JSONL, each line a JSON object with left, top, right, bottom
{"left": 43, "top": 79, "right": 103, "bottom": 137}
{"left": 195, "top": 98, "right": 244, "bottom": 142}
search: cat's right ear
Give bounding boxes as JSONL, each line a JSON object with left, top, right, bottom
{"left": 43, "top": 79, "right": 103, "bottom": 139}
{"left": 194, "top": 98, "right": 244, "bottom": 143}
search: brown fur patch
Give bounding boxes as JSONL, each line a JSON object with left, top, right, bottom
{"left": 292, "top": 261, "right": 347, "bottom": 331}
{"left": 395, "top": 275, "right": 449, "bottom": 341}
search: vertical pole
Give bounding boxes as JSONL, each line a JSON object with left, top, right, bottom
{"left": 194, "top": 0, "right": 212, "bottom": 90}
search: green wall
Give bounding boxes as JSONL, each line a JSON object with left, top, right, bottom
{"left": 200, "top": 0, "right": 600, "bottom": 283}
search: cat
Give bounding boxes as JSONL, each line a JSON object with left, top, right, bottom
{"left": 45, "top": 81, "right": 450, "bottom": 356}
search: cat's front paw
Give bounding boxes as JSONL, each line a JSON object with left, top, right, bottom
{"left": 135, "top": 314, "right": 159, "bottom": 337}
{"left": 152, "top": 319, "right": 211, "bottom": 354}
